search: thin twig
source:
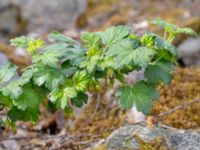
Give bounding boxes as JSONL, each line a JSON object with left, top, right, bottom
{"left": 0, "top": 134, "right": 70, "bottom": 142}
{"left": 94, "top": 93, "right": 101, "bottom": 113}
{"left": 158, "top": 123, "right": 179, "bottom": 130}
{"left": 0, "top": 133, "right": 99, "bottom": 142}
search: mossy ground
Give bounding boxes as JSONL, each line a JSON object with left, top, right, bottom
{"left": 152, "top": 67, "right": 200, "bottom": 129}
{"left": 69, "top": 67, "right": 200, "bottom": 149}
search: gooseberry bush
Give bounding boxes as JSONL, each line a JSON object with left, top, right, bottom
{"left": 0, "top": 19, "right": 197, "bottom": 127}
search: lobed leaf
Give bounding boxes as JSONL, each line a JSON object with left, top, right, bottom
{"left": 107, "top": 39, "right": 155, "bottom": 68}
{"left": 48, "top": 31, "right": 77, "bottom": 44}
{"left": 99, "top": 25, "right": 131, "bottom": 45}
{"left": 0, "top": 63, "right": 18, "bottom": 84}
{"left": 145, "top": 59, "right": 174, "bottom": 85}
{"left": 33, "top": 65, "right": 65, "bottom": 90}
{"left": 117, "top": 81, "right": 159, "bottom": 114}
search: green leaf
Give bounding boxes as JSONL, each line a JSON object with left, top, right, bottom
{"left": 10, "top": 36, "right": 30, "bottom": 48}
{"left": 71, "top": 92, "right": 88, "bottom": 107}
{"left": 81, "top": 32, "right": 100, "bottom": 49}
{"left": 0, "top": 91, "right": 13, "bottom": 107}
{"left": 33, "top": 65, "right": 65, "bottom": 90}
{"left": 145, "top": 60, "right": 174, "bottom": 85}
{"left": 63, "top": 87, "right": 77, "bottom": 98}
{"left": 1, "top": 80, "right": 23, "bottom": 99}
{"left": 117, "top": 86, "right": 134, "bottom": 109}
{"left": 80, "top": 55, "right": 99, "bottom": 73}
{"left": 50, "top": 86, "right": 77, "bottom": 109}
{"left": 0, "top": 63, "right": 18, "bottom": 84}
{"left": 27, "top": 39, "right": 45, "bottom": 54}
{"left": 20, "top": 66, "right": 36, "bottom": 83}
{"left": 73, "top": 71, "right": 89, "bottom": 91}
{"left": 99, "top": 25, "right": 131, "bottom": 45}
{"left": 151, "top": 18, "right": 197, "bottom": 37}
{"left": 155, "top": 36, "right": 178, "bottom": 57}
{"left": 141, "top": 33, "right": 156, "bottom": 47}
{"left": 49, "top": 88, "right": 67, "bottom": 109}
{"left": 13, "top": 84, "right": 41, "bottom": 110}
{"left": 141, "top": 33, "right": 178, "bottom": 57}
{"left": 48, "top": 31, "right": 77, "bottom": 44}
{"left": 151, "top": 18, "right": 177, "bottom": 30}
{"left": 97, "top": 57, "right": 115, "bottom": 70}
{"left": 61, "top": 60, "right": 77, "bottom": 76}
{"left": 8, "top": 106, "right": 40, "bottom": 122}
{"left": 132, "top": 47, "right": 155, "bottom": 68}
{"left": 32, "top": 49, "right": 65, "bottom": 67}
{"left": 64, "top": 47, "right": 86, "bottom": 66}
{"left": 175, "top": 27, "right": 197, "bottom": 37}
{"left": 107, "top": 39, "right": 155, "bottom": 68}
{"left": 117, "top": 81, "right": 159, "bottom": 114}
{"left": 42, "top": 43, "right": 69, "bottom": 51}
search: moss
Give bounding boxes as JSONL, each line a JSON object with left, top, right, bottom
{"left": 93, "top": 144, "right": 106, "bottom": 150}
{"left": 151, "top": 67, "right": 200, "bottom": 129}
{"left": 133, "top": 134, "right": 172, "bottom": 150}
{"left": 68, "top": 67, "right": 200, "bottom": 149}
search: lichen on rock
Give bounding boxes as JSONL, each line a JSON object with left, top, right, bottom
{"left": 106, "top": 125, "right": 200, "bottom": 150}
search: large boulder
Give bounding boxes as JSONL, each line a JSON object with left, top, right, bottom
{"left": 106, "top": 125, "right": 200, "bottom": 150}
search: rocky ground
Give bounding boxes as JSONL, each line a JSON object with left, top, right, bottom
{"left": 1, "top": 0, "right": 200, "bottom": 150}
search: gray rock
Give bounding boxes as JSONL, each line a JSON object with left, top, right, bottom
{"left": 178, "top": 37, "right": 200, "bottom": 66}
{"left": 106, "top": 125, "right": 200, "bottom": 150}
{"left": 0, "top": 52, "right": 9, "bottom": 66}
{"left": 0, "top": 3, "right": 25, "bottom": 42}
{"left": 0, "top": 0, "right": 87, "bottom": 34}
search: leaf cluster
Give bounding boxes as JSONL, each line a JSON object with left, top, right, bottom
{"left": 0, "top": 19, "right": 196, "bottom": 127}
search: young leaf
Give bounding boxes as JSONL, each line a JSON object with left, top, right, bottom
{"left": 175, "top": 27, "right": 197, "bottom": 37}
{"left": 81, "top": 32, "right": 100, "bottom": 49}
{"left": 49, "top": 88, "right": 67, "bottom": 109}
{"left": 141, "top": 33, "right": 178, "bottom": 57}
{"left": 151, "top": 18, "right": 177, "bottom": 30}
{"left": 151, "top": 18, "right": 197, "bottom": 37}
{"left": 50, "top": 87, "right": 77, "bottom": 109}
{"left": 27, "top": 39, "right": 45, "bottom": 54}
{"left": 73, "top": 71, "right": 89, "bottom": 92}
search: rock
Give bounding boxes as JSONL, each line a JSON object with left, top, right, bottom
{"left": 106, "top": 125, "right": 200, "bottom": 150}
{"left": 0, "top": 3, "right": 26, "bottom": 42}
{"left": 0, "top": 52, "right": 9, "bottom": 66}
{"left": 0, "top": 0, "right": 87, "bottom": 34}
{"left": 178, "top": 37, "right": 200, "bottom": 66}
